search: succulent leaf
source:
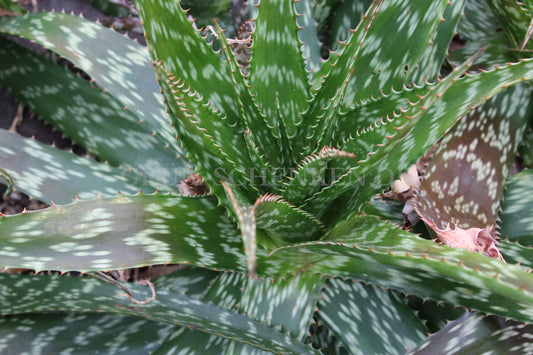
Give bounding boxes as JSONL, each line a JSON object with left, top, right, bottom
{"left": 0, "top": 194, "right": 247, "bottom": 272}
{"left": 408, "top": 312, "right": 533, "bottom": 354}
{"left": 152, "top": 62, "right": 259, "bottom": 200}
{"left": 295, "top": 0, "right": 322, "bottom": 74}
{"left": 0, "top": 313, "right": 175, "bottom": 354}
{"left": 295, "top": 0, "right": 384, "bottom": 156}
{"left": 0, "top": 272, "right": 318, "bottom": 354}
{"left": 449, "top": 0, "right": 516, "bottom": 67}
{"left": 0, "top": 130, "right": 171, "bottom": 204}
{"left": 270, "top": 215, "right": 533, "bottom": 323}
{"left": 408, "top": 0, "right": 467, "bottom": 84}
{"left": 239, "top": 273, "right": 325, "bottom": 341}
{"left": 486, "top": 0, "right": 533, "bottom": 51}
{"left": 0, "top": 37, "right": 190, "bottom": 187}
{"left": 339, "top": 0, "right": 450, "bottom": 105}
{"left": 318, "top": 278, "right": 427, "bottom": 353}
{"left": 407, "top": 296, "right": 467, "bottom": 333}
{"left": 137, "top": 0, "right": 241, "bottom": 121}
{"left": 500, "top": 169, "right": 533, "bottom": 246}
{"left": 223, "top": 182, "right": 325, "bottom": 275}
{"left": 213, "top": 20, "right": 279, "bottom": 175}
{"left": 248, "top": 0, "right": 310, "bottom": 145}
{"left": 307, "top": 56, "right": 533, "bottom": 225}
{"left": 281, "top": 146, "right": 355, "bottom": 205}
{"left": 0, "top": 12, "right": 184, "bottom": 157}
{"left": 413, "top": 84, "right": 532, "bottom": 258}
{"left": 334, "top": 84, "right": 430, "bottom": 147}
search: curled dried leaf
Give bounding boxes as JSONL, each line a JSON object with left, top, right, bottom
{"left": 425, "top": 222, "right": 504, "bottom": 261}
{"left": 178, "top": 174, "right": 210, "bottom": 197}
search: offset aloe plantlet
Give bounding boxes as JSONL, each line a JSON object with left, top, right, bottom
{"left": 2, "top": 0, "right": 533, "bottom": 352}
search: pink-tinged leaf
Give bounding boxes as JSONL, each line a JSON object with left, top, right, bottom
{"left": 413, "top": 84, "right": 533, "bottom": 259}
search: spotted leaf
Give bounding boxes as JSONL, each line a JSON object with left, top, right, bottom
{"left": 408, "top": 0, "right": 467, "bottom": 84}
{"left": 413, "top": 84, "right": 533, "bottom": 259}
{"left": 305, "top": 56, "right": 533, "bottom": 226}
{"left": 212, "top": 20, "right": 280, "bottom": 177}
{"left": 317, "top": 278, "right": 427, "bottom": 354}
{"left": 0, "top": 12, "right": 184, "bottom": 156}
{"left": 152, "top": 62, "right": 259, "bottom": 201}
{"left": 248, "top": 0, "right": 310, "bottom": 147}
{"left": 137, "top": 0, "right": 241, "bottom": 122}
{"left": 0, "top": 194, "right": 248, "bottom": 272}
{"left": 0, "top": 271, "right": 318, "bottom": 354}
{"left": 302, "top": 0, "right": 450, "bottom": 156}
{"left": 486, "top": 0, "right": 533, "bottom": 51}
{"left": 0, "top": 37, "right": 190, "bottom": 188}
{"left": 295, "top": 0, "right": 322, "bottom": 74}
{"left": 270, "top": 215, "right": 533, "bottom": 324}
{"left": 449, "top": 0, "right": 516, "bottom": 68}
{"left": 223, "top": 182, "right": 324, "bottom": 275}
{"left": 0, "top": 313, "right": 175, "bottom": 354}
{"left": 0, "top": 130, "right": 171, "bottom": 204}
{"left": 408, "top": 312, "right": 533, "bottom": 354}
{"left": 500, "top": 169, "right": 533, "bottom": 246}
{"left": 281, "top": 146, "right": 355, "bottom": 206}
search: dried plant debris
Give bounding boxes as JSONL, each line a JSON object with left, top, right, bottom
{"left": 178, "top": 173, "right": 210, "bottom": 197}
{"left": 413, "top": 85, "right": 533, "bottom": 260}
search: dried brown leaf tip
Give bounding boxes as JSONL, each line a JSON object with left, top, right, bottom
{"left": 424, "top": 221, "right": 504, "bottom": 261}
{"left": 178, "top": 173, "right": 210, "bottom": 196}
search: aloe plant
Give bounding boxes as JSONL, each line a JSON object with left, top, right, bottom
{"left": 2, "top": 0, "right": 533, "bottom": 352}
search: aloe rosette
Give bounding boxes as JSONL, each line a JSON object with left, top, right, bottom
{"left": 1, "top": 0, "right": 533, "bottom": 352}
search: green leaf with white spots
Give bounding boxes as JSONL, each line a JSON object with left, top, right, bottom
{"left": 0, "top": 313, "right": 175, "bottom": 355}
{"left": 299, "top": 0, "right": 449, "bottom": 157}
{"left": 154, "top": 60, "right": 256, "bottom": 196}
{"left": 449, "top": 0, "right": 517, "bottom": 68}
{"left": 487, "top": 0, "right": 533, "bottom": 52}
{"left": 154, "top": 328, "right": 232, "bottom": 355}
{"left": 222, "top": 182, "right": 259, "bottom": 275}
{"left": 281, "top": 146, "right": 355, "bottom": 206}
{"left": 295, "top": 0, "right": 384, "bottom": 157}
{"left": 407, "top": 296, "right": 467, "bottom": 334}
{"left": 0, "top": 194, "right": 247, "bottom": 272}
{"left": 0, "top": 37, "right": 190, "bottom": 188}
{"left": 160, "top": 270, "right": 324, "bottom": 352}
{"left": 409, "top": 0, "right": 467, "bottom": 84}
{"left": 409, "top": 312, "right": 533, "bottom": 354}
{"left": 212, "top": 20, "right": 280, "bottom": 178}
{"left": 248, "top": 0, "right": 310, "bottom": 145}
{"left": 0, "top": 272, "right": 318, "bottom": 354}
{"left": 317, "top": 278, "right": 427, "bottom": 354}
{"left": 137, "top": 0, "right": 241, "bottom": 121}
{"left": 270, "top": 215, "right": 533, "bottom": 324}
{"left": 152, "top": 62, "right": 259, "bottom": 201}
{"left": 0, "top": 12, "right": 185, "bottom": 157}
{"left": 326, "top": 0, "right": 373, "bottom": 53}
{"left": 306, "top": 56, "right": 533, "bottom": 225}
{"left": 334, "top": 82, "right": 430, "bottom": 148}
{"left": 223, "top": 181, "right": 324, "bottom": 275}
{"left": 295, "top": 0, "right": 322, "bottom": 74}
{"left": 0, "top": 130, "right": 171, "bottom": 204}
{"left": 253, "top": 194, "right": 325, "bottom": 244}
{"left": 500, "top": 169, "right": 533, "bottom": 246}
{"left": 334, "top": 0, "right": 449, "bottom": 106}
{"left": 239, "top": 273, "right": 325, "bottom": 341}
